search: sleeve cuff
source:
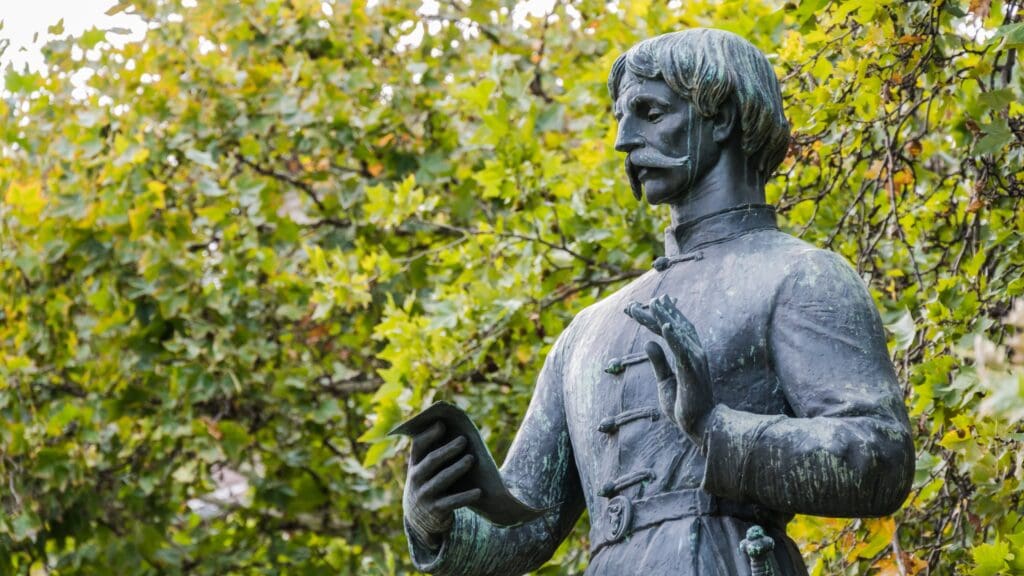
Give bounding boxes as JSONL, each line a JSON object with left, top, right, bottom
{"left": 405, "top": 508, "right": 478, "bottom": 574}
{"left": 701, "top": 404, "right": 786, "bottom": 501}
{"left": 405, "top": 517, "right": 445, "bottom": 571}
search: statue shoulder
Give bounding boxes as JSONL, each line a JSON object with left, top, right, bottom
{"left": 552, "top": 269, "right": 659, "bottom": 351}
{"left": 773, "top": 239, "right": 877, "bottom": 313}
{"left": 576, "top": 269, "right": 659, "bottom": 317}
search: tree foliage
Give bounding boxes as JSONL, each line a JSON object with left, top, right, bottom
{"left": 1, "top": 0, "right": 1023, "bottom": 573}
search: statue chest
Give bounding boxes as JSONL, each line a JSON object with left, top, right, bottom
{"left": 559, "top": 256, "right": 790, "bottom": 498}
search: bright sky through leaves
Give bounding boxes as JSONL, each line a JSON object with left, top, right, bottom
{"left": 0, "top": 1, "right": 146, "bottom": 72}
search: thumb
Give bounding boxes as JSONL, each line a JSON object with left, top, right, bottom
{"left": 646, "top": 341, "right": 677, "bottom": 426}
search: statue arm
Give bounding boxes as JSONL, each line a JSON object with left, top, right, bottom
{"left": 406, "top": 330, "right": 585, "bottom": 575}
{"left": 701, "top": 249, "right": 914, "bottom": 517}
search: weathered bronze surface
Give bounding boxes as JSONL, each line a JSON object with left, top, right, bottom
{"left": 399, "top": 28, "right": 915, "bottom": 575}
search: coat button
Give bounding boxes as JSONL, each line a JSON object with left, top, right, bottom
{"left": 597, "top": 417, "right": 618, "bottom": 434}
{"left": 606, "top": 495, "right": 632, "bottom": 543}
{"left": 603, "top": 358, "right": 625, "bottom": 375}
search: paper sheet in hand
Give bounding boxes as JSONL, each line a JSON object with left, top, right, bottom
{"left": 389, "top": 401, "right": 552, "bottom": 527}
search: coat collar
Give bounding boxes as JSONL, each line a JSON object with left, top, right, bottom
{"left": 663, "top": 203, "right": 778, "bottom": 258}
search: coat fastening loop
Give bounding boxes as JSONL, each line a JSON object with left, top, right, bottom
{"left": 653, "top": 251, "right": 704, "bottom": 272}
{"left": 603, "top": 352, "right": 650, "bottom": 375}
{"left": 598, "top": 407, "right": 661, "bottom": 434}
{"left": 599, "top": 470, "right": 655, "bottom": 498}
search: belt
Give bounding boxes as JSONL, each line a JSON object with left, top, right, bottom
{"left": 590, "top": 488, "right": 782, "bottom": 555}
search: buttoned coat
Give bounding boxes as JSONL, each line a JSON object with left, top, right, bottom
{"left": 407, "top": 204, "right": 915, "bottom": 576}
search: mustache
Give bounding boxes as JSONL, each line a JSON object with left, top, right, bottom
{"left": 627, "top": 148, "right": 691, "bottom": 169}
{"left": 625, "top": 150, "right": 691, "bottom": 201}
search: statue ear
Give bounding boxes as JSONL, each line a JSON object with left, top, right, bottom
{"left": 711, "top": 97, "right": 739, "bottom": 145}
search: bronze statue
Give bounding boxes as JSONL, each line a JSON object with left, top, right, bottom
{"left": 397, "top": 28, "right": 915, "bottom": 575}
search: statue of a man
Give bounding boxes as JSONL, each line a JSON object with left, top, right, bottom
{"left": 400, "top": 28, "right": 915, "bottom": 575}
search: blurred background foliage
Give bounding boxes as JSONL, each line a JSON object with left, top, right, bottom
{"left": 1, "top": 0, "right": 1023, "bottom": 573}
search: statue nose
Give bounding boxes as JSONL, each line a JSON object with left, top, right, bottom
{"left": 615, "top": 135, "right": 644, "bottom": 154}
{"left": 615, "top": 118, "right": 644, "bottom": 153}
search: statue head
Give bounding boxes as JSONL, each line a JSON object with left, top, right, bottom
{"left": 608, "top": 29, "right": 790, "bottom": 203}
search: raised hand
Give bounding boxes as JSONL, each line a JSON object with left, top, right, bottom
{"left": 403, "top": 422, "right": 482, "bottom": 550}
{"left": 625, "top": 294, "right": 714, "bottom": 448}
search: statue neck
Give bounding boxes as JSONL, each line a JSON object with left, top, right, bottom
{"left": 663, "top": 203, "right": 778, "bottom": 258}
{"left": 668, "top": 147, "right": 765, "bottom": 227}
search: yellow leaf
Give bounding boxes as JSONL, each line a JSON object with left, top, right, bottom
{"left": 939, "top": 427, "right": 971, "bottom": 448}
{"left": 626, "top": 0, "right": 652, "bottom": 20}
{"left": 897, "top": 35, "right": 927, "bottom": 45}
{"left": 875, "top": 555, "right": 901, "bottom": 576}
{"left": 516, "top": 345, "right": 532, "bottom": 364}
{"left": 201, "top": 417, "right": 223, "bottom": 440}
{"left": 131, "top": 147, "right": 150, "bottom": 165}
{"left": 804, "top": 30, "right": 829, "bottom": 45}
{"left": 851, "top": 517, "right": 895, "bottom": 559}
{"left": 967, "top": 196, "right": 984, "bottom": 213}
{"left": 146, "top": 181, "right": 167, "bottom": 209}
{"left": 893, "top": 168, "right": 915, "bottom": 187}
{"left": 865, "top": 159, "right": 885, "bottom": 179}
{"left": 969, "top": 0, "right": 991, "bottom": 19}
{"left": 4, "top": 180, "right": 46, "bottom": 221}
{"left": 128, "top": 206, "right": 148, "bottom": 238}
{"left": 114, "top": 134, "right": 131, "bottom": 154}
{"left": 868, "top": 517, "right": 895, "bottom": 538}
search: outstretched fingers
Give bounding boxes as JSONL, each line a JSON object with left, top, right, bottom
{"left": 646, "top": 341, "right": 678, "bottom": 427}
{"left": 653, "top": 294, "right": 688, "bottom": 326}
{"left": 653, "top": 299, "right": 705, "bottom": 371}
{"left": 660, "top": 321, "right": 692, "bottom": 371}
{"left": 646, "top": 340, "right": 674, "bottom": 380}
{"left": 625, "top": 301, "right": 663, "bottom": 336}
{"left": 652, "top": 297, "right": 698, "bottom": 343}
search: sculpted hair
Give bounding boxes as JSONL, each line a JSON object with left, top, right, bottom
{"left": 608, "top": 29, "right": 791, "bottom": 177}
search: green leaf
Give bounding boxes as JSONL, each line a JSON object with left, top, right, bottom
{"left": 10, "top": 512, "right": 40, "bottom": 542}
{"left": 5, "top": 70, "right": 43, "bottom": 93}
{"left": 995, "top": 22, "right": 1024, "bottom": 48}
{"left": 362, "top": 440, "right": 392, "bottom": 468}
{"left": 105, "top": 2, "right": 132, "bottom": 16}
{"left": 885, "top": 309, "right": 916, "bottom": 351}
{"left": 198, "top": 177, "right": 227, "bottom": 198}
{"left": 977, "top": 88, "right": 1016, "bottom": 111}
{"left": 185, "top": 148, "right": 218, "bottom": 169}
{"left": 48, "top": 18, "right": 65, "bottom": 36}
{"left": 218, "top": 421, "right": 250, "bottom": 460}
{"left": 942, "top": 1, "right": 967, "bottom": 17}
{"left": 975, "top": 120, "right": 1013, "bottom": 155}
{"left": 79, "top": 27, "right": 106, "bottom": 48}
{"left": 971, "top": 540, "right": 1012, "bottom": 576}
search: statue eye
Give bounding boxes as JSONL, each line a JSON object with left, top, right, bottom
{"left": 637, "top": 102, "right": 663, "bottom": 123}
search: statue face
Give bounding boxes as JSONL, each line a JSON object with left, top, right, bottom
{"left": 613, "top": 74, "right": 719, "bottom": 205}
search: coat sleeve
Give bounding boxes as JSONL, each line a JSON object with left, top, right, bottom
{"left": 406, "top": 327, "right": 586, "bottom": 575}
{"left": 701, "top": 249, "right": 914, "bottom": 517}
